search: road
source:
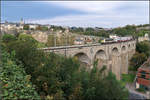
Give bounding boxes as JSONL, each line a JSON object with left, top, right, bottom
{"left": 126, "top": 83, "right": 147, "bottom": 100}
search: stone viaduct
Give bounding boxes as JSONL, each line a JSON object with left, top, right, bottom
{"left": 42, "top": 40, "right": 136, "bottom": 80}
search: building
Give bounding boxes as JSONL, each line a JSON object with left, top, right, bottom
{"left": 138, "top": 33, "right": 150, "bottom": 42}
{"left": 29, "top": 24, "right": 38, "bottom": 30}
{"left": 20, "top": 18, "right": 25, "bottom": 25}
{"left": 136, "top": 58, "right": 150, "bottom": 90}
{"left": 74, "top": 39, "right": 84, "bottom": 45}
{"left": 1, "top": 19, "right": 25, "bottom": 30}
{"left": 109, "top": 34, "right": 119, "bottom": 39}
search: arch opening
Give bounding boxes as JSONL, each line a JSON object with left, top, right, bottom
{"left": 112, "top": 47, "right": 119, "bottom": 55}
{"left": 95, "top": 50, "right": 106, "bottom": 60}
{"left": 122, "top": 46, "right": 126, "bottom": 51}
{"left": 94, "top": 49, "right": 107, "bottom": 69}
{"left": 132, "top": 43, "right": 135, "bottom": 47}
{"left": 128, "top": 44, "right": 130, "bottom": 48}
{"left": 74, "top": 52, "right": 91, "bottom": 66}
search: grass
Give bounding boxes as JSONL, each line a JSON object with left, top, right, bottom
{"left": 136, "top": 88, "right": 146, "bottom": 93}
{"left": 121, "top": 73, "right": 136, "bottom": 84}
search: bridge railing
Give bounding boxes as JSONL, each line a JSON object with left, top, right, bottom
{"left": 41, "top": 43, "right": 102, "bottom": 50}
{"left": 40, "top": 40, "right": 136, "bottom": 50}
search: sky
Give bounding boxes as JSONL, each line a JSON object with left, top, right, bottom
{"left": 1, "top": 1, "right": 149, "bottom": 28}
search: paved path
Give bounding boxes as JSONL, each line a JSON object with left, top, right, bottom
{"left": 126, "top": 83, "right": 147, "bottom": 100}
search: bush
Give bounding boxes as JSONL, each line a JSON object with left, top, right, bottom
{"left": 136, "top": 41, "right": 150, "bottom": 57}
{"left": 1, "top": 33, "right": 129, "bottom": 99}
{"left": 18, "top": 34, "right": 38, "bottom": 44}
{"left": 0, "top": 51, "right": 40, "bottom": 99}
{"left": 136, "top": 88, "right": 146, "bottom": 93}
{"left": 23, "top": 24, "right": 29, "bottom": 30}
{"left": 2, "top": 34, "right": 16, "bottom": 43}
{"left": 121, "top": 74, "right": 136, "bottom": 83}
{"left": 130, "top": 52, "right": 147, "bottom": 71}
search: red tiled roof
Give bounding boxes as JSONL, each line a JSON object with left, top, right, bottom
{"left": 137, "top": 78, "right": 150, "bottom": 86}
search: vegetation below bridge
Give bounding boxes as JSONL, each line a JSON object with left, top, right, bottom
{"left": 0, "top": 34, "right": 129, "bottom": 99}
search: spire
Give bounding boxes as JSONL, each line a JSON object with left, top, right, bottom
{"left": 5, "top": 20, "right": 8, "bottom": 24}
{"left": 21, "top": 18, "right": 23, "bottom": 21}
{"left": 20, "top": 18, "right": 24, "bottom": 25}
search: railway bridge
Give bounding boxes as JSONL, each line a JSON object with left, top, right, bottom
{"left": 42, "top": 40, "right": 136, "bottom": 80}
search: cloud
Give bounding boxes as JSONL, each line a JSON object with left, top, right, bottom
{"left": 28, "top": 14, "right": 149, "bottom": 28}
{"left": 50, "top": 1, "right": 121, "bottom": 14}
{"left": 50, "top": 1, "right": 148, "bottom": 14}
{"left": 28, "top": 1, "right": 149, "bottom": 28}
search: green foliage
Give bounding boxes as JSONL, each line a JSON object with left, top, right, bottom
{"left": 70, "top": 27, "right": 109, "bottom": 38}
{"left": 51, "top": 25, "right": 65, "bottom": 32}
{"left": 0, "top": 51, "right": 40, "bottom": 99}
{"left": 137, "top": 24, "right": 150, "bottom": 28}
{"left": 18, "top": 34, "right": 38, "bottom": 44}
{"left": 121, "top": 74, "right": 136, "bottom": 84}
{"left": 46, "top": 34, "right": 75, "bottom": 47}
{"left": 130, "top": 52, "right": 147, "bottom": 71}
{"left": 136, "top": 88, "right": 146, "bottom": 93}
{"left": 79, "top": 62, "right": 128, "bottom": 100}
{"left": 137, "top": 29, "right": 150, "bottom": 37}
{"left": 36, "top": 25, "right": 48, "bottom": 31}
{"left": 31, "top": 53, "right": 82, "bottom": 99}
{"left": 70, "top": 27, "right": 84, "bottom": 33}
{"left": 70, "top": 24, "right": 148, "bottom": 37}
{"left": 111, "top": 24, "right": 150, "bottom": 37}
{"left": 129, "top": 41, "right": 150, "bottom": 71}
{"left": 111, "top": 25, "right": 136, "bottom": 36}
{"left": 1, "top": 33, "right": 129, "bottom": 99}
{"left": 98, "top": 39, "right": 102, "bottom": 43}
{"left": 85, "top": 27, "right": 95, "bottom": 32}
{"left": 2, "top": 34, "right": 16, "bottom": 43}
{"left": 100, "top": 72, "right": 128, "bottom": 99}
{"left": 47, "top": 34, "right": 55, "bottom": 47}
{"left": 2, "top": 34, "right": 45, "bottom": 75}
{"left": 23, "top": 24, "right": 30, "bottom": 30}
{"left": 41, "top": 26, "right": 49, "bottom": 31}
{"left": 98, "top": 30, "right": 109, "bottom": 37}
{"left": 7, "top": 41, "right": 44, "bottom": 75}
{"left": 37, "top": 42, "right": 46, "bottom": 48}
{"left": 136, "top": 41, "right": 150, "bottom": 57}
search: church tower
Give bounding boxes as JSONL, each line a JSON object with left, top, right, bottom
{"left": 20, "top": 18, "right": 24, "bottom": 25}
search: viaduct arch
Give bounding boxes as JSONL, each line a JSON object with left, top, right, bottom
{"left": 74, "top": 52, "right": 91, "bottom": 68}
{"left": 43, "top": 40, "right": 136, "bottom": 80}
{"left": 94, "top": 49, "right": 107, "bottom": 69}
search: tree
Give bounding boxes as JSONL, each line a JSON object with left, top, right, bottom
{"left": 2, "top": 34, "right": 16, "bottom": 44}
{"left": 36, "top": 25, "right": 48, "bottom": 31}
{"left": 85, "top": 27, "right": 95, "bottom": 32}
{"left": 99, "top": 72, "right": 128, "bottom": 99}
{"left": 136, "top": 41, "right": 150, "bottom": 57}
{"left": 80, "top": 62, "right": 128, "bottom": 100}
{"left": 0, "top": 51, "right": 40, "bottom": 99}
{"left": 41, "top": 26, "right": 48, "bottom": 31}
{"left": 2, "top": 34, "right": 44, "bottom": 75}
{"left": 23, "top": 24, "right": 30, "bottom": 30}
{"left": 130, "top": 52, "right": 147, "bottom": 71}
{"left": 111, "top": 25, "right": 137, "bottom": 37}
{"left": 1, "top": 33, "right": 129, "bottom": 99}
{"left": 46, "top": 34, "right": 55, "bottom": 47}
{"left": 18, "top": 34, "right": 38, "bottom": 45}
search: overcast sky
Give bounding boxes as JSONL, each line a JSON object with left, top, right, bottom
{"left": 1, "top": 1, "right": 149, "bottom": 28}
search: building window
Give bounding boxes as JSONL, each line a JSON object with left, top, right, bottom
{"left": 140, "top": 71, "right": 146, "bottom": 79}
